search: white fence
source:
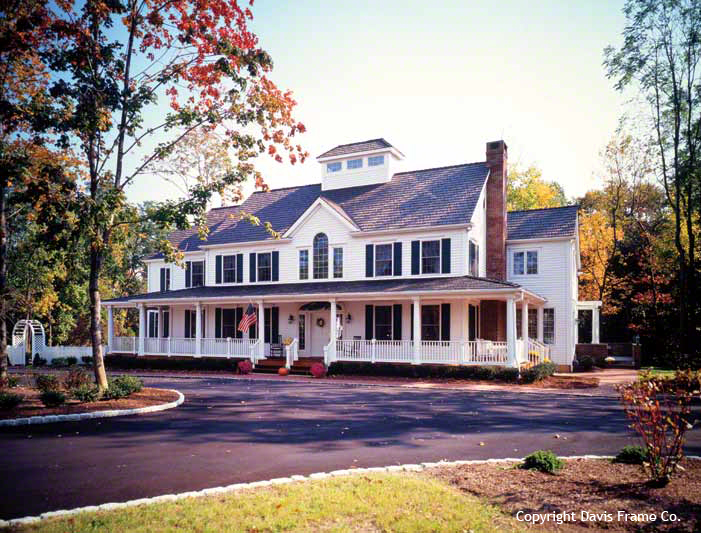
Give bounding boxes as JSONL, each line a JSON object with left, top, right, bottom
{"left": 8, "top": 344, "right": 104, "bottom": 365}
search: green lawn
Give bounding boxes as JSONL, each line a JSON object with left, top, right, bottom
{"left": 639, "top": 367, "right": 676, "bottom": 378}
{"left": 8, "top": 473, "right": 523, "bottom": 533}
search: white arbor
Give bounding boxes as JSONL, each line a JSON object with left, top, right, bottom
{"left": 9, "top": 320, "right": 46, "bottom": 365}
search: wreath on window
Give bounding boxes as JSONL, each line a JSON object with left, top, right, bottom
{"left": 316, "top": 318, "right": 325, "bottom": 328}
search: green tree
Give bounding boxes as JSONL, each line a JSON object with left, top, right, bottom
{"left": 506, "top": 165, "right": 568, "bottom": 211}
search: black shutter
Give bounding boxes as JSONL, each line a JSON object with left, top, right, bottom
{"left": 264, "top": 308, "right": 271, "bottom": 343}
{"left": 235, "top": 307, "right": 243, "bottom": 339}
{"left": 185, "top": 261, "right": 192, "bottom": 288}
{"left": 441, "top": 238, "right": 451, "bottom": 273}
{"left": 215, "top": 255, "right": 222, "bottom": 284}
{"left": 160, "top": 268, "right": 166, "bottom": 292}
{"left": 441, "top": 303, "right": 451, "bottom": 341}
{"left": 184, "top": 310, "right": 191, "bottom": 338}
{"left": 215, "top": 308, "right": 222, "bottom": 338}
{"left": 272, "top": 251, "right": 279, "bottom": 282}
{"left": 411, "top": 241, "right": 420, "bottom": 275}
{"left": 365, "top": 244, "right": 374, "bottom": 277}
{"left": 236, "top": 253, "right": 243, "bottom": 283}
{"left": 410, "top": 304, "right": 414, "bottom": 341}
{"left": 393, "top": 242, "right": 402, "bottom": 276}
{"left": 272, "top": 307, "right": 279, "bottom": 343}
{"left": 249, "top": 253, "right": 256, "bottom": 283}
{"left": 365, "top": 305, "right": 374, "bottom": 340}
{"left": 393, "top": 304, "right": 402, "bottom": 340}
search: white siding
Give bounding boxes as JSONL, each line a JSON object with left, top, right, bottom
{"left": 321, "top": 151, "right": 394, "bottom": 191}
{"left": 466, "top": 182, "right": 487, "bottom": 276}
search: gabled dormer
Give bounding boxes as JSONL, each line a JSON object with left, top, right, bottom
{"left": 317, "top": 138, "right": 405, "bottom": 191}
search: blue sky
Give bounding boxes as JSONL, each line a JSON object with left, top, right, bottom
{"left": 127, "top": 0, "right": 628, "bottom": 205}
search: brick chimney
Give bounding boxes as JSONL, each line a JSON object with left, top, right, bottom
{"left": 485, "top": 140, "right": 507, "bottom": 280}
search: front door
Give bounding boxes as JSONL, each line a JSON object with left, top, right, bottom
{"left": 309, "top": 311, "right": 330, "bottom": 356}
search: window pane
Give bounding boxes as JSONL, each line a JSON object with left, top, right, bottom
{"left": 148, "top": 311, "right": 159, "bottom": 338}
{"left": 513, "top": 252, "right": 524, "bottom": 275}
{"left": 223, "top": 255, "right": 236, "bottom": 283}
{"left": 327, "top": 162, "right": 341, "bottom": 172}
{"left": 374, "top": 306, "right": 392, "bottom": 340}
{"left": 298, "top": 315, "right": 305, "bottom": 349}
{"left": 421, "top": 240, "right": 440, "bottom": 274}
{"left": 528, "top": 309, "right": 537, "bottom": 339}
{"left": 313, "top": 233, "right": 328, "bottom": 279}
{"left": 421, "top": 305, "right": 440, "bottom": 341}
{"left": 347, "top": 158, "right": 363, "bottom": 169}
{"left": 543, "top": 309, "right": 555, "bottom": 345}
{"left": 516, "top": 309, "right": 522, "bottom": 338}
{"left": 527, "top": 251, "right": 538, "bottom": 274}
{"left": 222, "top": 309, "right": 237, "bottom": 338}
{"left": 299, "top": 249, "right": 309, "bottom": 280}
{"left": 469, "top": 241, "right": 478, "bottom": 276}
{"left": 368, "top": 155, "right": 384, "bottom": 166}
{"left": 257, "top": 252, "right": 271, "bottom": 281}
{"left": 191, "top": 261, "right": 205, "bottom": 287}
{"left": 333, "top": 247, "right": 343, "bottom": 278}
{"left": 375, "top": 244, "right": 393, "bottom": 276}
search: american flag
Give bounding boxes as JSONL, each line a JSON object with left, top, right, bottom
{"left": 238, "top": 303, "right": 257, "bottom": 333}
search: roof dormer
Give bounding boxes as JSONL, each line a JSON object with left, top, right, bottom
{"left": 317, "top": 138, "right": 404, "bottom": 191}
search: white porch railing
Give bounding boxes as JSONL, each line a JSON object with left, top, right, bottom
{"left": 285, "top": 339, "right": 299, "bottom": 369}
{"left": 112, "top": 336, "right": 136, "bottom": 353}
{"left": 250, "top": 338, "right": 262, "bottom": 364}
{"left": 115, "top": 337, "right": 257, "bottom": 359}
{"left": 526, "top": 339, "right": 550, "bottom": 365}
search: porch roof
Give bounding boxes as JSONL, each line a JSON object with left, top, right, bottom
{"left": 105, "top": 275, "right": 545, "bottom": 306}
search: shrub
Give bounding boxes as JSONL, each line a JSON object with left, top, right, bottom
{"left": 614, "top": 445, "right": 649, "bottom": 465}
{"left": 577, "top": 356, "right": 594, "bottom": 371}
{"left": 35, "top": 374, "right": 60, "bottom": 393}
{"left": 521, "top": 362, "right": 557, "bottom": 384}
{"left": 0, "top": 375, "right": 19, "bottom": 389}
{"left": 618, "top": 378, "right": 694, "bottom": 486}
{"left": 63, "top": 367, "right": 92, "bottom": 390}
{"left": 66, "top": 356, "right": 78, "bottom": 366}
{"left": 71, "top": 385, "right": 101, "bottom": 403}
{"left": 103, "top": 375, "right": 143, "bottom": 400}
{"left": 105, "top": 354, "right": 238, "bottom": 372}
{"left": 310, "top": 362, "right": 327, "bottom": 378}
{"left": 81, "top": 356, "right": 93, "bottom": 366}
{"left": 521, "top": 450, "right": 564, "bottom": 474}
{"left": 50, "top": 357, "right": 68, "bottom": 367}
{"left": 326, "top": 362, "right": 520, "bottom": 381}
{"left": 32, "top": 355, "right": 47, "bottom": 367}
{"left": 40, "top": 390, "right": 66, "bottom": 407}
{"left": 237, "top": 360, "right": 253, "bottom": 375}
{"left": 0, "top": 392, "right": 23, "bottom": 409}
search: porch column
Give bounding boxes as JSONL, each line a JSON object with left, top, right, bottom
{"left": 107, "top": 306, "right": 114, "bottom": 354}
{"left": 521, "top": 301, "right": 529, "bottom": 361}
{"left": 137, "top": 304, "right": 145, "bottom": 355}
{"left": 412, "top": 297, "right": 421, "bottom": 364}
{"left": 195, "top": 302, "right": 202, "bottom": 357}
{"left": 257, "top": 300, "right": 265, "bottom": 360}
{"left": 592, "top": 306, "right": 600, "bottom": 344}
{"left": 506, "top": 297, "right": 517, "bottom": 367}
{"left": 329, "top": 299, "right": 337, "bottom": 362}
{"left": 537, "top": 307, "right": 544, "bottom": 342}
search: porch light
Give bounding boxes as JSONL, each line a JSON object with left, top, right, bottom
{"left": 288, "top": 315, "right": 295, "bottom": 324}
{"left": 346, "top": 314, "right": 352, "bottom": 323}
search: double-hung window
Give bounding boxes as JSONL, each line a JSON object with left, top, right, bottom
{"left": 333, "top": 247, "right": 343, "bottom": 278}
{"left": 421, "top": 305, "right": 441, "bottom": 341}
{"left": 368, "top": 155, "right": 384, "bottom": 166}
{"left": 374, "top": 306, "right": 393, "bottom": 340}
{"left": 299, "top": 249, "right": 309, "bottom": 280}
{"left": 374, "top": 244, "right": 393, "bottom": 276}
{"left": 184, "top": 309, "right": 205, "bottom": 338}
{"left": 469, "top": 241, "right": 479, "bottom": 276}
{"left": 513, "top": 250, "right": 538, "bottom": 275}
{"left": 222, "top": 255, "right": 236, "bottom": 283}
{"left": 147, "top": 310, "right": 159, "bottom": 338}
{"left": 313, "top": 233, "right": 328, "bottom": 279}
{"left": 543, "top": 308, "right": 555, "bottom": 344}
{"left": 186, "top": 261, "right": 205, "bottom": 288}
{"left": 327, "top": 162, "right": 341, "bottom": 173}
{"left": 257, "top": 252, "right": 272, "bottom": 282}
{"left": 347, "top": 158, "right": 363, "bottom": 169}
{"left": 421, "top": 240, "right": 441, "bottom": 274}
{"left": 160, "top": 267, "right": 170, "bottom": 292}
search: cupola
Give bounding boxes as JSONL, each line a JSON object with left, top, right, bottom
{"left": 316, "top": 138, "right": 404, "bottom": 191}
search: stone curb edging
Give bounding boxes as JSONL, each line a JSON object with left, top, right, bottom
{"left": 3, "top": 454, "right": 700, "bottom": 527}
{"left": 0, "top": 389, "right": 184, "bottom": 427}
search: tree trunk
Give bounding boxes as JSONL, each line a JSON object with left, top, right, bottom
{"left": 89, "top": 246, "right": 108, "bottom": 390}
{"left": 0, "top": 174, "right": 7, "bottom": 385}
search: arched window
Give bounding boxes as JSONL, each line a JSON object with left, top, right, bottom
{"left": 313, "top": 233, "right": 328, "bottom": 279}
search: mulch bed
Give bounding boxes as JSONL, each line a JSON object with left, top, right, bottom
{"left": 0, "top": 387, "right": 179, "bottom": 419}
{"left": 430, "top": 458, "right": 701, "bottom": 532}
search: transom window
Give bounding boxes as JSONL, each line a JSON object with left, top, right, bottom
{"left": 421, "top": 240, "right": 441, "bottom": 274}
{"left": 313, "top": 233, "right": 328, "bottom": 279}
{"left": 333, "top": 247, "right": 343, "bottom": 278}
{"left": 222, "top": 255, "right": 236, "bottom": 283}
{"left": 543, "top": 308, "right": 555, "bottom": 344}
{"left": 347, "top": 158, "right": 363, "bottom": 169}
{"left": 513, "top": 250, "right": 538, "bottom": 275}
{"left": 368, "top": 155, "right": 384, "bottom": 166}
{"left": 327, "top": 162, "right": 341, "bottom": 173}
{"left": 299, "top": 249, "right": 309, "bottom": 280}
{"left": 257, "top": 252, "right": 272, "bottom": 282}
{"left": 374, "top": 244, "right": 393, "bottom": 276}
{"left": 187, "top": 261, "right": 205, "bottom": 288}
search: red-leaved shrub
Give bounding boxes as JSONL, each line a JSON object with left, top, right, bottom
{"left": 237, "top": 360, "right": 253, "bottom": 375}
{"left": 310, "top": 362, "right": 327, "bottom": 378}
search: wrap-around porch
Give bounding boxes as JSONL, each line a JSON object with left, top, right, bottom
{"left": 106, "top": 290, "right": 550, "bottom": 369}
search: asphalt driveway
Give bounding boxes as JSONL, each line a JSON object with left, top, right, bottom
{"left": 1, "top": 375, "right": 700, "bottom": 520}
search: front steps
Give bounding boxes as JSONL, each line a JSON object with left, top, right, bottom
{"left": 253, "top": 357, "right": 324, "bottom": 376}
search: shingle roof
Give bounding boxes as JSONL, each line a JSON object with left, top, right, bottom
{"left": 317, "top": 138, "right": 394, "bottom": 159}
{"left": 105, "top": 275, "right": 521, "bottom": 304}
{"left": 506, "top": 205, "right": 579, "bottom": 241}
{"left": 152, "top": 162, "right": 490, "bottom": 257}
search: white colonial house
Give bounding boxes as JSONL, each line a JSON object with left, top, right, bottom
{"left": 104, "top": 139, "right": 600, "bottom": 371}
